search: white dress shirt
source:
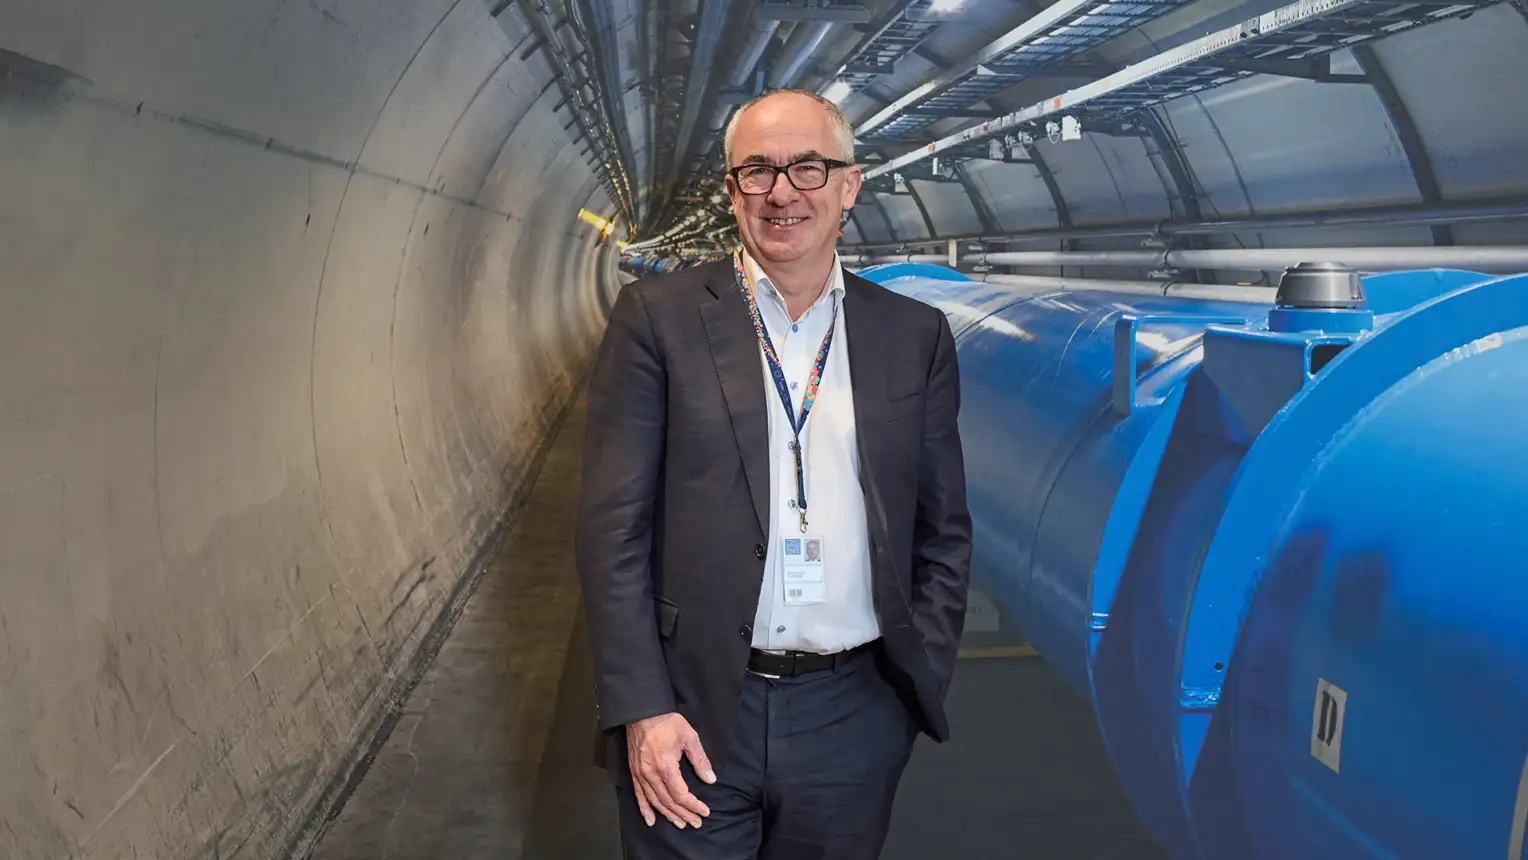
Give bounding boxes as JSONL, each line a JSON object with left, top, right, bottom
{"left": 742, "top": 249, "right": 880, "bottom": 654}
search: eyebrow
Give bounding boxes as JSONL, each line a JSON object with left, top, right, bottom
{"left": 738, "top": 150, "right": 829, "bottom": 166}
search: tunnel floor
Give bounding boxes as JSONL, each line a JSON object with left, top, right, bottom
{"left": 303, "top": 390, "right": 1166, "bottom": 860}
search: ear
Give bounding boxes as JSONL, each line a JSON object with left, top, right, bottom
{"left": 840, "top": 164, "right": 863, "bottom": 210}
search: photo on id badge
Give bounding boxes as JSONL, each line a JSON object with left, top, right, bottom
{"left": 782, "top": 536, "right": 825, "bottom": 605}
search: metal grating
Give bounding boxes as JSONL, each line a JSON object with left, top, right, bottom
{"left": 858, "top": 0, "right": 1193, "bottom": 142}
{"left": 864, "top": 0, "right": 1505, "bottom": 179}
{"left": 1079, "top": 0, "right": 1496, "bottom": 116}
{"left": 838, "top": 1, "right": 947, "bottom": 88}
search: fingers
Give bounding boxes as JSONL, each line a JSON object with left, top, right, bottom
{"left": 629, "top": 751, "right": 689, "bottom": 828}
{"left": 632, "top": 753, "right": 708, "bottom": 828}
{"left": 625, "top": 714, "right": 713, "bottom": 829}
{"left": 684, "top": 734, "right": 717, "bottom": 785}
{"left": 640, "top": 764, "right": 691, "bottom": 829}
{"left": 659, "top": 756, "right": 710, "bottom": 824}
{"left": 639, "top": 754, "right": 705, "bottom": 828}
{"left": 632, "top": 779, "right": 656, "bottom": 827}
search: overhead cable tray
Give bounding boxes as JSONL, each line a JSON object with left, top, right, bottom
{"left": 855, "top": 0, "right": 1196, "bottom": 141}
{"left": 835, "top": 1, "right": 949, "bottom": 89}
{"left": 863, "top": 0, "right": 1503, "bottom": 179}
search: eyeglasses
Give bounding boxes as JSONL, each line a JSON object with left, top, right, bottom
{"left": 728, "top": 157, "right": 853, "bottom": 195}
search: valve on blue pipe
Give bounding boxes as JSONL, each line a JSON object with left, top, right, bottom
{"left": 857, "top": 260, "right": 1528, "bottom": 860}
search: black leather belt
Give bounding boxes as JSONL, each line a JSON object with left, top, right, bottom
{"left": 747, "top": 640, "right": 876, "bottom": 677}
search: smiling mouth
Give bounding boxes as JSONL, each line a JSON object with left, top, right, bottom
{"left": 765, "top": 216, "right": 807, "bottom": 227}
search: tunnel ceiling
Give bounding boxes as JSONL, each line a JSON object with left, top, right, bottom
{"left": 590, "top": 0, "right": 1528, "bottom": 262}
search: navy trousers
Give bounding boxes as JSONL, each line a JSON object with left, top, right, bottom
{"left": 617, "top": 646, "right": 920, "bottom": 860}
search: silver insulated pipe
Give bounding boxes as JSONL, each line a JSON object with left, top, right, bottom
{"left": 768, "top": 21, "right": 834, "bottom": 89}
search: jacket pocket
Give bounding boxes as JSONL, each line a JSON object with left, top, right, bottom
{"left": 654, "top": 595, "right": 679, "bottom": 639}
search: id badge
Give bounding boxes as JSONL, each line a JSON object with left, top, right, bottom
{"left": 781, "top": 535, "right": 826, "bottom": 605}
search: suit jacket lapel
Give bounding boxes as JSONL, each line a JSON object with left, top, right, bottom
{"left": 844, "top": 270, "right": 887, "bottom": 490}
{"left": 698, "top": 264, "right": 889, "bottom": 541}
{"left": 699, "top": 267, "right": 771, "bottom": 537}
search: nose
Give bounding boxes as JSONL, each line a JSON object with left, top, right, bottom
{"left": 765, "top": 170, "right": 801, "bottom": 205}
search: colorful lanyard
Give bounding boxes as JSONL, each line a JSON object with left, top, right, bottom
{"left": 732, "top": 248, "right": 838, "bottom": 533}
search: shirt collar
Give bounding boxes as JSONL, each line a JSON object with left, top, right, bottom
{"left": 741, "top": 248, "right": 845, "bottom": 310}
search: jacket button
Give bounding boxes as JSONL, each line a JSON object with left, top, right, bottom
{"left": 754, "top": 544, "right": 766, "bottom": 559}
{"left": 739, "top": 624, "right": 752, "bottom": 638}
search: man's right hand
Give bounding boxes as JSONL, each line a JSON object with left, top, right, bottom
{"left": 625, "top": 712, "right": 716, "bottom": 829}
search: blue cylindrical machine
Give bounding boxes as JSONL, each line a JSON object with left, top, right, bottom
{"left": 855, "top": 262, "right": 1528, "bottom": 860}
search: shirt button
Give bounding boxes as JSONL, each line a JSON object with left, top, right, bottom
{"left": 776, "top": 626, "right": 786, "bottom": 633}
{"left": 754, "top": 544, "right": 766, "bottom": 559}
{"left": 739, "top": 624, "right": 752, "bottom": 638}
{"left": 791, "top": 324, "right": 799, "bottom": 332}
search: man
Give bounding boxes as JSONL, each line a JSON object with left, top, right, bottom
{"left": 575, "top": 88, "right": 972, "bottom": 859}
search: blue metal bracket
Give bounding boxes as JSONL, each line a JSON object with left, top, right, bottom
{"left": 1113, "top": 314, "right": 1247, "bottom": 416}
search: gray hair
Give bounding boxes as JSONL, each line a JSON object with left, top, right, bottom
{"left": 723, "top": 88, "right": 856, "bottom": 167}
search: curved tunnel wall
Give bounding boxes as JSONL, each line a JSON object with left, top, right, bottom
{"left": 1, "top": 2, "right": 622, "bottom": 857}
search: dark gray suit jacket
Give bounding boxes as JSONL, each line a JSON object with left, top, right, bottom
{"left": 574, "top": 258, "right": 972, "bottom": 783}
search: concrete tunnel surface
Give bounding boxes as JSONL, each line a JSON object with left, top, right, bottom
{"left": 2, "top": 2, "right": 624, "bottom": 857}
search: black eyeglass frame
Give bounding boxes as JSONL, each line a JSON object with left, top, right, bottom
{"left": 727, "top": 157, "right": 854, "bottom": 194}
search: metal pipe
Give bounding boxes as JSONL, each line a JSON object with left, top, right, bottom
{"left": 846, "top": 253, "right": 947, "bottom": 265}
{"left": 574, "top": 0, "right": 639, "bottom": 206}
{"left": 836, "top": 196, "right": 1528, "bottom": 252}
{"left": 978, "top": 250, "right": 1165, "bottom": 267}
{"left": 843, "top": 265, "right": 1278, "bottom": 303}
{"left": 665, "top": 0, "right": 730, "bottom": 206}
{"left": 702, "top": 14, "right": 783, "bottom": 160}
{"left": 1168, "top": 198, "right": 1515, "bottom": 237}
{"left": 976, "top": 246, "right": 1528, "bottom": 274}
{"left": 729, "top": 16, "right": 780, "bottom": 89}
{"left": 969, "top": 273, "right": 1276, "bottom": 304}
{"left": 768, "top": 21, "right": 834, "bottom": 89}
{"left": 1168, "top": 246, "right": 1528, "bottom": 273}
{"left": 641, "top": 0, "right": 666, "bottom": 233}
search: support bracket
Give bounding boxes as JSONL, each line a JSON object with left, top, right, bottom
{"left": 1114, "top": 315, "right": 1244, "bottom": 415}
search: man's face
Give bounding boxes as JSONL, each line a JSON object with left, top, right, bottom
{"left": 725, "top": 93, "right": 861, "bottom": 266}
